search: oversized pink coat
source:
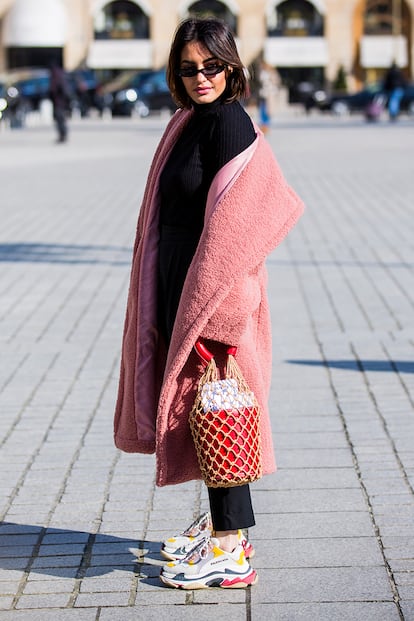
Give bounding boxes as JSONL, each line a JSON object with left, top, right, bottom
{"left": 114, "top": 107, "right": 304, "bottom": 487}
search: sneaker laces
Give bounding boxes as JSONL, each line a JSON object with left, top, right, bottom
{"left": 180, "top": 536, "right": 214, "bottom": 564}
{"left": 181, "top": 512, "right": 211, "bottom": 538}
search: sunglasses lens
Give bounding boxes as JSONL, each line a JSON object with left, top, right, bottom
{"left": 179, "top": 64, "right": 225, "bottom": 78}
{"left": 204, "top": 65, "right": 224, "bottom": 76}
{"left": 180, "top": 68, "right": 198, "bottom": 77}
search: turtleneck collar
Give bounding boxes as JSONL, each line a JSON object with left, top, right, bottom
{"left": 192, "top": 97, "right": 224, "bottom": 116}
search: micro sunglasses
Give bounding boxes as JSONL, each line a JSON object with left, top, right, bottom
{"left": 177, "top": 63, "right": 226, "bottom": 79}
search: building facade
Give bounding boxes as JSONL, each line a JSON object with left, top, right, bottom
{"left": 0, "top": 0, "right": 413, "bottom": 92}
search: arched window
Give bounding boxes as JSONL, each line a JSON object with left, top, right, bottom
{"left": 94, "top": 1, "right": 149, "bottom": 40}
{"left": 187, "top": 0, "right": 238, "bottom": 35}
{"left": 267, "top": 0, "right": 324, "bottom": 37}
{"left": 363, "top": 0, "right": 409, "bottom": 35}
{"left": 364, "top": 0, "right": 410, "bottom": 38}
{"left": 364, "top": 0, "right": 393, "bottom": 34}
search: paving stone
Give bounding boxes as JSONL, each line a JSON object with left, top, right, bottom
{"left": 23, "top": 579, "right": 75, "bottom": 594}
{"left": 254, "top": 467, "right": 359, "bottom": 490}
{"left": 401, "top": 601, "right": 414, "bottom": 620}
{"left": 134, "top": 589, "right": 187, "bottom": 605}
{"left": 37, "top": 544, "right": 86, "bottom": 557}
{"left": 253, "top": 488, "right": 366, "bottom": 513}
{"left": 83, "top": 566, "right": 133, "bottom": 579}
{"left": 250, "top": 567, "right": 392, "bottom": 603}
{"left": 0, "top": 611, "right": 96, "bottom": 621}
{"left": 25, "top": 568, "right": 79, "bottom": 580}
{"left": 74, "top": 591, "right": 129, "bottom": 607}
{"left": 390, "top": 560, "right": 414, "bottom": 572}
{"left": 79, "top": 576, "right": 131, "bottom": 593}
{"left": 0, "top": 598, "right": 13, "bottom": 611}
{"left": 30, "top": 556, "right": 84, "bottom": 569}
{"left": 397, "top": 585, "right": 414, "bottom": 599}
{"left": 15, "top": 594, "right": 70, "bottom": 609}
{"left": 276, "top": 448, "right": 354, "bottom": 468}
{"left": 0, "top": 546, "right": 36, "bottom": 558}
{"left": 0, "top": 583, "right": 20, "bottom": 595}
{"left": 192, "top": 588, "right": 247, "bottom": 604}
{"left": 252, "top": 536, "right": 383, "bottom": 568}
{"left": 99, "top": 604, "right": 247, "bottom": 621}
{"left": 251, "top": 602, "right": 401, "bottom": 620}
{"left": 252, "top": 510, "right": 375, "bottom": 539}
{"left": 394, "top": 571, "right": 414, "bottom": 586}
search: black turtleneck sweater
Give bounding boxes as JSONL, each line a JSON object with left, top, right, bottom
{"left": 159, "top": 99, "right": 256, "bottom": 236}
{"left": 157, "top": 100, "right": 256, "bottom": 344}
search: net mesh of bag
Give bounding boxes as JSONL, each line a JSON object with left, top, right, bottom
{"left": 189, "top": 351, "right": 262, "bottom": 488}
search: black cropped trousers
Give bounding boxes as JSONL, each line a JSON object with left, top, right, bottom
{"left": 158, "top": 225, "right": 255, "bottom": 531}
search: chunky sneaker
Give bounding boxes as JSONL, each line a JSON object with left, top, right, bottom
{"left": 161, "top": 512, "right": 255, "bottom": 561}
{"left": 160, "top": 537, "right": 258, "bottom": 589}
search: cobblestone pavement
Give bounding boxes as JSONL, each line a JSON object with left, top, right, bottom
{"left": 0, "top": 112, "right": 413, "bottom": 620}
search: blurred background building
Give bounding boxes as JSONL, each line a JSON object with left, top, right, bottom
{"left": 0, "top": 0, "right": 412, "bottom": 97}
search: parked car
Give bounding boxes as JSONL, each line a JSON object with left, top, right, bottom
{"left": 4, "top": 67, "right": 104, "bottom": 119}
{"left": 401, "top": 83, "right": 414, "bottom": 115}
{"left": 68, "top": 68, "right": 104, "bottom": 117}
{"left": 317, "top": 84, "right": 382, "bottom": 115}
{"left": 317, "top": 83, "right": 414, "bottom": 117}
{"left": 290, "top": 81, "right": 327, "bottom": 112}
{"left": 7, "top": 69, "right": 51, "bottom": 112}
{"left": 99, "top": 69, "right": 176, "bottom": 117}
{"left": 136, "top": 70, "right": 177, "bottom": 116}
{"left": 0, "top": 73, "right": 35, "bottom": 127}
{"left": 0, "top": 79, "right": 21, "bottom": 124}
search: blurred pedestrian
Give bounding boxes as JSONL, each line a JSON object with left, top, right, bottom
{"left": 113, "top": 17, "right": 304, "bottom": 590}
{"left": 49, "top": 62, "right": 72, "bottom": 142}
{"left": 73, "top": 74, "right": 90, "bottom": 117}
{"left": 257, "top": 60, "right": 280, "bottom": 133}
{"left": 383, "top": 62, "right": 406, "bottom": 121}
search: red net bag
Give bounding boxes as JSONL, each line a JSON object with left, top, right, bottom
{"left": 189, "top": 341, "right": 262, "bottom": 488}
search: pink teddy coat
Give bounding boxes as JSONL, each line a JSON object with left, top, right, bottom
{"left": 114, "top": 107, "right": 304, "bottom": 487}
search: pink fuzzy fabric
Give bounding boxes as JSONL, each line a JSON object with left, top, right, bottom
{"left": 114, "top": 108, "right": 304, "bottom": 487}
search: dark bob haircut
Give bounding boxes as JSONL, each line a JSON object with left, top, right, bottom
{"left": 167, "top": 17, "right": 249, "bottom": 109}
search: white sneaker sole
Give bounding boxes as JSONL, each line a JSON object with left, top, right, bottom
{"left": 160, "top": 569, "right": 258, "bottom": 589}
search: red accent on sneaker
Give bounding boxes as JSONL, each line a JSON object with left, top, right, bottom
{"left": 221, "top": 569, "right": 258, "bottom": 588}
{"left": 241, "top": 538, "right": 255, "bottom": 559}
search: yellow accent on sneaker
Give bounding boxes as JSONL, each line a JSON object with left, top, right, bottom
{"left": 167, "top": 534, "right": 194, "bottom": 543}
{"left": 236, "top": 551, "right": 245, "bottom": 565}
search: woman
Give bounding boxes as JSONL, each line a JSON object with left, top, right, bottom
{"left": 114, "top": 17, "right": 304, "bottom": 589}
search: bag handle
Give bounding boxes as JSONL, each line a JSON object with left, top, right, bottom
{"left": 194, "top": 340, "right": 237, "bottom": 364}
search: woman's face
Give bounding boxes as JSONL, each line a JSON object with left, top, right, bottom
{"left": 179, "top": 41, "right": 228, "bottom": 105}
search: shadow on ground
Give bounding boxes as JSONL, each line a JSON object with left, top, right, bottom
{"left": 287, "top": 359, "right": 414, "bottom": 373}
{"left": 0, "top": 243, "right": 132, "bottom": 265}
{"left": 0, "top": 522, "right": 165, "bottom": 585}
